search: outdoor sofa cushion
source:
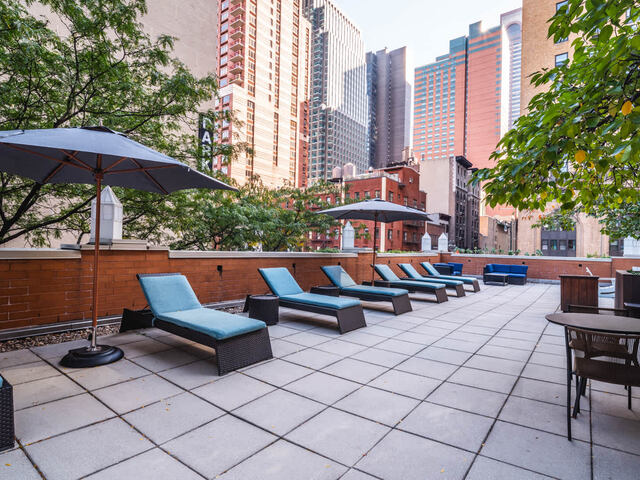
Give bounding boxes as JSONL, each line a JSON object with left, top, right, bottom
{"left": 157, "top": 308, "right": 265, "bottom": 340}
{"left": 484, "top": 264, "right": 528, "bottom": 275}
{"left": 138, "top": 274, "right": 266, "bottom": 340}
{"left": 258, "top": 267, "right": 304, "bottom": 296}
{"left": 321, "top": 265, "right": 408, "bottom": 297}
{"left": 396, "top": 264, "right": 463, "bottom": 287}
{"left": 420, "top": 262, "right": 479, "bottom": 286}
{"left": 280, "top": 293, "right": 361, "bottom": 309}
{"left": 448, "top": 262, "right": 464, "bottom": 275}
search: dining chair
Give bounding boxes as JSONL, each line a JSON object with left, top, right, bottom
{"left": 565, "top": 326, "right": 640, "bottom": 440}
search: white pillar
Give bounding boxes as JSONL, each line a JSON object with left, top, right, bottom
{"left": 438, "top": 233, "right": 448, "bottom": 252}
{"left": 90, "top": 186, "right": 122, "bottom": 244}
{"left": 421, "top": 232, "right": 432, "bottom": 252}
{"left": 341, "top": 222, "right": 355, "bottom": 250}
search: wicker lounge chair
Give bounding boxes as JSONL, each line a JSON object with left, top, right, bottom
{"left": 134, "top": 273, "right": 272, "bottom": 375}
{"left": 321, "top": 265, "right": 412, "bottom": 315}
{"left": 373, "top": 264, "right": 449, "bottom": 303}
{"left": 419, "top": 262, "right": 481, "bottom": 292}
{"left": 397, "top": 263, "right": 466, "bottom": 297}
{"left": 258, "top": 267, "right": 367, "bottom": 333}
{"left": 0, "top": 375, "right": 14, "bottom": 452}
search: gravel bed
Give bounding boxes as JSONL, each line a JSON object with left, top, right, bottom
{"left": 0, "top": 305, "right": 245, "bottom": 353}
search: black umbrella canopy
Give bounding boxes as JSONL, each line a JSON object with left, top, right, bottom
{"left": 0, "top": 127, "right": 235, "bottom": 193}
{"left": 318, "top": 198, "right": 431, "bottom": 223}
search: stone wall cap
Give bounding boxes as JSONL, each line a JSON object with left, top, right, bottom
{"left": 447, "top": 253, "right": 612, "bottom": 262}
{"left": 0, "top": 248, "right": 81, "bottom": 260}
{"left": 169, "top": 250, "right": 359, "bottom": 259}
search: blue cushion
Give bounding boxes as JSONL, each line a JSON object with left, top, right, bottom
{"left": 157, "top": 308, "right": 265, "bottom": 340}
{"left": 420, "top": 262, "right": 441, "bottom": 277}
{"left": 485, "top": 264, "right": 495, "bottom": 273}
{"left": 398, "top": 263, "right": 423, "bottom": 279}
{"left": 508, "top": 273, "right": 526, "bottom": 278}
{"left": 393, "top": 279, "right": 447, "bottom": 290}
{"left": 341, "top": 285, "right": 408, "bottom": 297}
{"left": 321, "top": 265, "right": 357, "bottom": 287}
{"left": 448, "top": 262, "right": 463, "bottom": 274}
{"left": 259, "top": 268, "right": 304, "bottom": 296}
{"left": 280, "top": 293, "right": 361, "bottom": 309}
{"left": 138, "top": 274, "right": 202, "bottom": 317}
{"left": 374, "top": 264, "right": 401, "bottom": 281}
{"left": 510, "top": 265, "right": 528, "bottom": 275}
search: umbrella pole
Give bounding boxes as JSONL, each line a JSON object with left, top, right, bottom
{"left": 371, "top": 215, "right": 378, "bottom": 284}
{"left": 60, "top": 157, "right": 123, "bottom": 368}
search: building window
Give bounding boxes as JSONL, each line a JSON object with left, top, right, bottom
{"left": 389, "top": 191, "right": 393, "bottom": 202}
{"left": 375, "top": 190, "right": 380, "bottom": 198}
{"left": 354, "top": 192, "right": 360, "bottom": 200}
{"left": 555, "top": 53, "right": 568, "bottom": 67}
{"left": 387, "top": 229, "right": 393, "bottom": 240}
{"left": 555, "top": 1, "right": 569, "bottom": 42}
{"left": 365, "top": 191, "right": 371, "bottom": 199}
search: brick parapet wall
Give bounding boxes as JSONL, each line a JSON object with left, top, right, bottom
{"left": 1, "top": 248, "right": 639, "bottom": 333}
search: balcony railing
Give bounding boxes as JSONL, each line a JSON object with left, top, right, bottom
{"left": 229, "top": 39, "right": 244, "bottom": 51}
{"left": 230, "top": 15, "right": 245, "bottom": 29}
{"left": 230, "top": 27, "right": 244, "bottom": 39}
{"left": 229, "top": 74, "right": 243, "bottom": 85}
{"left": 229, "top": 61, "right": 243, "bottom": 74}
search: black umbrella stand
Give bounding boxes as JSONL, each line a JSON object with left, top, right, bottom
{"left": 61, "top": 158, "right": 124, "bottom": 368}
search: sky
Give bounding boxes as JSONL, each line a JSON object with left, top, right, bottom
{"left": 336, "top": 0, "right": 522, "bottom": 67}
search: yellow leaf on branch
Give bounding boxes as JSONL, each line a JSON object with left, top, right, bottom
{"left": 575, "top": 150, "right": 586, "bottom": 163}
{"left": 622, "top": 101, "right": 633, "bottom": 116}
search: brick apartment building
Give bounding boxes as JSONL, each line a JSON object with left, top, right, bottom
{"left": 309, "top": 165, "right": 427, "bottom": 252}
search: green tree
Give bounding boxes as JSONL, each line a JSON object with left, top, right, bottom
{"left": 475, "top": 0, "right": 640, "bottom": 239}
{"left": 0, "top": 0, "right": 236, "bottom": 246}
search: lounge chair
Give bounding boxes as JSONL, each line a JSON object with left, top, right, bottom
{"left": 0, "top": 374, "right": 14, "bottom": 452}
{"left": 321, "top": 265, "right": 412, "bottom": 315}
{"left": 373, "top": 264, "right": 449, "bottom": 303}
{"left": 396, "top": 263, "right": 466, "bottom": 297}
{"left": 419, "top": 262, "right": 481, "bottom": 292}
{"left": 134, "top": 273, "right": 272, "bottom": 375}
{"left": 258, "top": 267, "right": 366, "bottom": 333}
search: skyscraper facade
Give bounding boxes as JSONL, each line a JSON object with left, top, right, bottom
{"left": 304, "top": 0, "right": 368, "bottom": 182}
{"left": 500, "top": 9, "right": 522, "bottom": 135}
{"left": 366, "top": 47, "right": 413, "bottom": 169}
{"left": 212, "top": 0, "right": 311, "bottom": 187}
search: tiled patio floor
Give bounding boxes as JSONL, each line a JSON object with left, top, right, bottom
{"left": 2, "top": 284, "right": 640, "bottom": 479}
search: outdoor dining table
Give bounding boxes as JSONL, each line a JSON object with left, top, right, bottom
{"left": 545, "top": 312, "right": 640, "bottom": 334}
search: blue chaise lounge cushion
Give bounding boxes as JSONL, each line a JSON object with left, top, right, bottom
{"left": 375, "top": 264, "right": 447, "bottom": 290}
{"left": 373, "top": 264, "right": 401, "bottom": 281}
{"left": 258, "top": 268, "right": 304, "bottom": 296}
{"left": 138, "top": 274, "right": 266, "bottom": 340}
{"left": 157, "top": 309, "right": 265, "bottom": 340}
{"left": 341, "top": 285, "right": 408, "bottom": 297}
{"left": 321, "top": 265, "right": 358, "bottom": 287}
{"left": 280, "top": 293, "right": 361, "bottom": 309}
{"left": 322, "top": 265, "right": 408, "bottom": 297}
{"left": 397, "top": 264, "right": 463, "bottom": 287}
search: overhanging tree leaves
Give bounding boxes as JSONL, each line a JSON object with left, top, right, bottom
{"left": 474, "top": 0, "right": 640, "bottom": 239}
{"left": 0, "top": 0, "right": 235, "bottom": 246}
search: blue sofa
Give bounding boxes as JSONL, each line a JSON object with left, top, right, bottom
{"left": 434, "top": 262, "right": 464, "bottom": 276}
{"left": 483, "top": 264, "right": 528, "bottom": 285}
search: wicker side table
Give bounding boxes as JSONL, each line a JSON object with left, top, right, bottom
{"left": 0, "top": 376, "right": 14, "bottom": 452}
{"left": 245, "top": 295, "right": 279, "bottom": 326}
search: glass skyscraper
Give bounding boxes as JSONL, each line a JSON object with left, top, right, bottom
{"left": 304, "top": 0, "right": 368, "bottom": 181}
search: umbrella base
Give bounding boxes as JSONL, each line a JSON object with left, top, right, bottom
{"left": 60, "top": 345, "right": 124, "bottom": 368}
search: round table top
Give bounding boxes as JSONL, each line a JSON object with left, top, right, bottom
{"left": 545, "top": 312, "right": 640, "bottom": 334}
{"left": 249, "top": 295, "right": 278, "bottom": 301}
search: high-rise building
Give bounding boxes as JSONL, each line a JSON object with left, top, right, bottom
{"left": 500, "top": 9, "right": 522, "bottom": 135}
{"left": 212, "top": 0, "right": 311, "bottom": 187}
{"left": 366, "top": 47, "right": 413, "bottom": 168}
{"left": 517, "top": 0, "right": 611, "bottom": 257}
{"left": 304, "top": 0, "right": 368, "bottom": 182}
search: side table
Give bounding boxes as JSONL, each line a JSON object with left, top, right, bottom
{"left": 244, "top": 295, "right": 279, "bottom": 326}
{"left": 484, "top": 273, "right": 509, "bottom": 286}
{"left": 310, "top": 285, "right": 340, "bottom": 297}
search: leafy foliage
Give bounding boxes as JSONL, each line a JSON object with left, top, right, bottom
{"left": 474, "top": 0, "right": 640, "bottom": 239}
{"left": 0, "top": 0, "right": 236, "bottom": 245}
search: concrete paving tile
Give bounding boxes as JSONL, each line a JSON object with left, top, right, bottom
{"left": 285, "top": 331, "right": 333, "bottom": 347}
{"left": 12, "top": 374, "right": 84, "bottom": 410}
{"left": 220, "top": 440, "right": 346, "bottom": 480}
{"left": 395, "top": 357, "right": 458, "bottom": 380}
{"left": 368, "top": 369, "right": 441, "bottom": 400}
{"left": 321, "top": 358, "right": 387, "bottom": 384}
{"left": 192, "top": 373, "right": 275, "bottom": 410}
{"left": 119, "top": 338, "right": 173, "bottom": 358}
{"left": 476, "top": 344, "right": 531, "bottom": 362}
{"left": 0, "top": 349, "right": 40, "bottom": 369}
{"left": 0, "top": 361, "right": 59, "bottom": 385}
{"left": 283, "top": 348, "right": 342, "bottom": 370}
{"left": 511, "top": 377, "right": 571, "bottom": 408}
{"left": 521, "top": 363, "right": 566, "bottom": 385}
{"left": 334, "top": 386, "right": 419, "bottom": 426}
{"left": 164, "top": 414, "right": 276, "bottom": 478}
{"left": 85, "top": 448, "right": 203, "bottom": 480}
{"left": 592, "top": 412, "right": 640, "bottom": 455}
{"left": 244, "top": 358, "right": 313, "bottom": 387}
{"left": 467, "top": 457, "right": 549, "bottom": 479}
{"left": 314, "top": 339, "right": 367, "bottom": 356}
{"left": 463, "top": 355, "right": 525, "bottom": 376}
{"left": 340, "top": 469, "right": 378, "bottom": 480}
{"left": 590, "top": 390, "right": 639, "bottom": 420}
{"left": 415, "top": 346, "right": 473, "bottom": 365}
{"left": 269, "top": 339, "right": 305, "bottom": 357}
{"left": 15, "top": 393, "right": 114, "bottom": 444}
{"left": 129, "top": 349, "right": 200, "bottom": 372}
{"left": 67, "top": 358, "right": 150, "bottom": 390}
{"left": 25, "top": 418, "right": 153, "bottom": 480}
{"left": 356, "top": 429, "right": 473, "bottom": 480}
{"left": 374, "top": 338, "right": 426, "bottom": 356}
{"left": 285, "top": 371, "right": 360, "bottom": 404}
{"left": 481, "top": 421, "right": 591, "bottom": 479}
{"left": 123, "top": 392, "right": 224, "bottom": 444}
{"left": 29, "top": 339, "right": 88, "bottom": 360}
{"left": 286, "top": 408, "right": 390, "bottom": 466}
{"left": 340, "top": 330, "right": 386, "bottom": 347}
{"left": 426, "top": 382, "right": 507, "bottom": 417}
{"left": 0, "top": 447, "right": 41, "bottom": 480}
{"left": 592, "top": 445, "right": 640, "bottom": 480}
{"left": 432, "top": 338, "right": 481, "bottom": 353}
{"left": 448, "top": 367, "right": 517, "bottom": 394}
{"left": 266, "top": 324, "right": 300, "bottom": 339}
{"left": 351, "top": 347, "right": 409, "bottom": 368}
{"left": 400, "top": 401, "right": 493, "bottom": 451}
{"left": 93, "top": 375, "right": 182, "bottom": 414}
{"left": 234, "top": 389, "right": 325, "bottom": 435}
{"left": 157, "top": 358, "right": 220, "bottom": 390}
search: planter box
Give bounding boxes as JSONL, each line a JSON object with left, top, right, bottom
{"left": 615, "top": 270, "right": 640, "bottom": 310}
{"left": 0, "top": 376, "right": 14, "bottom": 452}
{"left": 560, "top": 275, "right": 599, "bottom": 312}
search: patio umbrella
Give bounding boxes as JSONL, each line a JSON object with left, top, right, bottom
{"left": 0, "top": 127, "right": 235, "bottom": 367}
{"left": 317, "top": 198, "right": 431, "bottom": 283}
